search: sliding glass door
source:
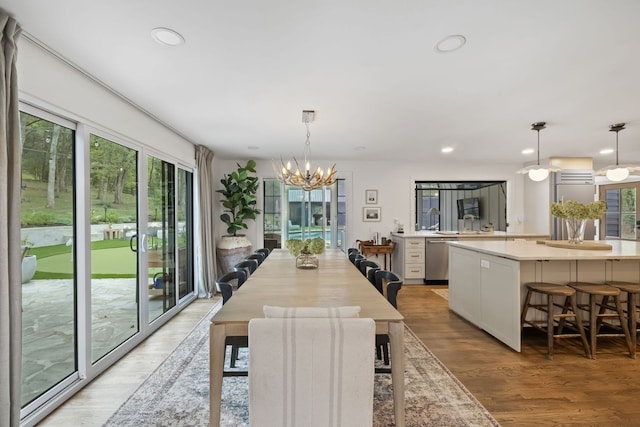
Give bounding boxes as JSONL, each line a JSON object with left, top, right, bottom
{"left": 19, "top": 105, "right": 196, "bottom": 422}
{"left": 20, "top": 110, "right": 77, "bottom": 408}
{"left": 147, "top": 155, "right": 177, "bottom": 322}
{"left": 90, "top": 134, "right": 139, "bottom": 362}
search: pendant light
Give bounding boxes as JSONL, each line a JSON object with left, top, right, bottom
{"left": 274, "top": 110, "right": 337, "bottom": 191}
{"left": 517, "top": 122, "right": 559, "bottom": 181}
{"left": 595, "top": 123, "right": 640, "bottom": 182}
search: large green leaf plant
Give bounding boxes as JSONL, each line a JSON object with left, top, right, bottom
{"left": 217, "top": 160, "right": 261, "bottom": 236}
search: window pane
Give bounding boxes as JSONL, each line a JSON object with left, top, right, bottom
{"left": 90, "top": 134, "right": 139, "bottom": 362}
{"left": 20, "top": 111, "right": 76, "bottom": 406}
{"left": 178, "top": 169, "right": 194, "bottom": 299}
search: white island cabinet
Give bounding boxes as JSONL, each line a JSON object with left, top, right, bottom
{"left": 448, "top": 240, "right": 640, "bottom": 351}
{"left": 390, "top": 232, "right": 550, "bottom": 284}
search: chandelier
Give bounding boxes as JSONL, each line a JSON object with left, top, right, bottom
{"left": 516, "top": 122, "right": 560, "bottom": 182}
{"left": 595, "top": 123, "right": 640, "bottom": 182}
{"left": 274, "top": 110, "right": 337, "bottom": 191}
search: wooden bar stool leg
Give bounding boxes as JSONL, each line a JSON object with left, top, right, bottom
{"left": 589, "top": 293, "right": 598, "bottom": 359}
{"left": 547, "top": 293, "right": 554, "bottom": 360}
{"left": 628, "top": 292, "right": 638, "bottom": 352}
{"left": 613, "top": 295, "right": 635, "bottom": 358}
{"left": 521, "top": 289, "right": 532, "bottom": 332}
{"left": 569, "top": 295, "right": 591, "bottom": 358}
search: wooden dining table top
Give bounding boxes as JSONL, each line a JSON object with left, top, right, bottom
{"left": 211, "top": 248, "right": 404, "bottom": 324}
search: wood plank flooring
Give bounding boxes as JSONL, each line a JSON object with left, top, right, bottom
{"left": 39, "top": 287, "right": 640, "bottom": 426}
{"left": 402, "top": 286, "right": 640, "bottom": 427}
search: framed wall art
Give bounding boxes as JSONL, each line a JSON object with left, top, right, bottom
{"left": 363, "top": 207, "right": 381, "bottom": 222}
{"left": 365, "top": 189, "right": 378, "bottom": 204}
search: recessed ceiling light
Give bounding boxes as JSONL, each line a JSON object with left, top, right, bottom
{"left": 434, "top": 35, "right": 466, "bottom": 53}
{"left": 441, "top": 147, "right": 454, "bottom": 153}
{"left": 522, "top": 148, "right": 535, "bottom": 155}
{"left": 151, "top": 27, "right": 185, "bottom": 46}
{"left": 599, "top": 148, "right": 614, "bottom": 155}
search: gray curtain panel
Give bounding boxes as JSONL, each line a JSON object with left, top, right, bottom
{"left": 0, "top": 11, "right": 23, "bottom": 427}
{"left": 196, "top": 145, "right": 217, "bottom": 297}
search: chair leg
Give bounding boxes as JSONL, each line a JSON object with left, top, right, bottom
{"left": 382, "top": 342, "right": 390, "bottom": 365}
{"left": 589, "top": 294, "right": 597, "bottom": 359}
{"left": 230, "top": 344, "right": 239, "bottom": 368}
{"left": 627, "top": 292, "right": 638, "bottom": 355}
{"left": 570, "top": 295, "right": 591, "bottom": 359}
{"left": 547, "top": 293, "right": 554, "bottom": 360}
{"left": 376, "top": 343, "right": 383, "bottom": 361}
{"left": 613, "top": 295, "right": 635, "bottom": 358}
{"left": 521, "top": 289, "right": 533, "bottom": 331}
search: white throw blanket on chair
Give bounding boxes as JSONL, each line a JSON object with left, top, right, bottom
{"left": 249, "top": 316, "right": 375, "bottom": 427}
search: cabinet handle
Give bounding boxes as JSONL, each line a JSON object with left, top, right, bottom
{"left": 410, "top": 255, "right": 420, "bottom": 258}
{"left": 410, "top": 269, "right": 420, "bottom": 273}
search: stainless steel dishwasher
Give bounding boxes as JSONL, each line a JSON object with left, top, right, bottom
{"left": 425, "top": 238, "right": 458, "bottom": 282}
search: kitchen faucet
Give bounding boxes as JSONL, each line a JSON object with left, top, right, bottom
{"left": 463, "top": 214, "right": 475, "bottom": 231}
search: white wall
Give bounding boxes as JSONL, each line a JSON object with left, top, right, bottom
{"left": 214, "top": 157, "right": 553, "bottom": 250}
{"left": 17, "top": 38, "right": 195, "bottom": 166}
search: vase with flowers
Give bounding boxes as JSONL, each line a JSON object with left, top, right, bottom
{"left": 285, "top": 238, "right": 325, "bottom": 269}
{"left": 550, "top": 200, "right": 606, "bottom": 244}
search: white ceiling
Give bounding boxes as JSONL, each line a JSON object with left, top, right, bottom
{"left": 4, "top": 0, "right": 640, "bottom": 167}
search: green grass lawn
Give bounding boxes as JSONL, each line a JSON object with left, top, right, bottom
{"left": 30, "top": 240, "right": 160, "bottom": 279}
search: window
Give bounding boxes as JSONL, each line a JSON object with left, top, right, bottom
{"left": 601, "top": 183, "right": 638, "bottom": 240}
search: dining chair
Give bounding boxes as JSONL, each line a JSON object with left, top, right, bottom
{"left": 246, "top": 252, "right": 265, "bottom": 266}
{"left": 374, "top": 270, "right": 403, "bottom": 367}
{"left": 359, "top": 260, "right": 379, "bottom": 277}
{"left": 348, "top": 250, "right": 361, "bottom": 264}
{"left": 255, "top": 248, "right": 270, "bottom": 259}
{"left": 216, "top": 269, "right": 249, "bottom": 369}
{"left": 215, "top": 269, "right": 247, "bottom": 303}
{"left": 353, "top": 254, "right": 366, "bottom": 270}
{"left": 234, "top": 259, "right": 259, "bottom": 277}
{"left": 249, "top": 316, "right": 375, "bottom": 426}
{"left": 366, "top": 266, "right": 380, "bottom": 287}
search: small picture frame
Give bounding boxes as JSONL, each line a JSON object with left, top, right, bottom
{"left": 365, "top": 189, "right": 378, "bottom": 204}
{"left": 363, "top": 207, "right": 381, "bottom": 222}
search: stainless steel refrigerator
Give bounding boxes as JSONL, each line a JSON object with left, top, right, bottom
{"left": 552, "top": 170, "right": 596, "bottom": 240}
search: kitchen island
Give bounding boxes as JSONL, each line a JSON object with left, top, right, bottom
{"left": 390, "top": 231, "right": 550, "bottom": 284}
{"left": 448, "top": 239, "right": 640, "bottom": 351}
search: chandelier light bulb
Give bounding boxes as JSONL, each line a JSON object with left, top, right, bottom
{"left": 605, "top": 167, "right": 629, "bottom": 182}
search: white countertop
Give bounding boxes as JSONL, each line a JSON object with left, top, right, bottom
{"left": 391, "top": 231, "right": 549, "bottom": 239}
{"left": 449, "top": 239, "right": 640, "bottom": 260}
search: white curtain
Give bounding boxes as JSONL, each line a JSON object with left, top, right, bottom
{"left": 196, "top": 145, "right": 217, "bottom": 297}
{"left": 0, "top": 11, "right": 22, "bottom": 427}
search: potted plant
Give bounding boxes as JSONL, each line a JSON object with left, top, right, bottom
{"left": 21, "top": 237, "right": 37, "bottom": 284}
{"left": 550, "top": 200, "right": 606, "bottom": 244}
{"left": 285, "top": 238, "right": 325, "bottom": 269}
{"left": 216, "top": 160, "right": 262, "bottom": 273}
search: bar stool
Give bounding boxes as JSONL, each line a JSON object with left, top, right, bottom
{"left": 521, "top": 282, "right": 591, "bottom": 360}
{"left": 604, "top": 281, "right": 640, "bottom": 358}
{"left": 568, "top": 281, "right": 634, "bottom": 359}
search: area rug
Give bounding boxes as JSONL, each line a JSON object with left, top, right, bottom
{"left": 104, "top": 301, "right": 499, "bottom": 427}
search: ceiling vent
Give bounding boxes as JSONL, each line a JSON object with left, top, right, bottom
{"left": 554, "top": 169, "right": 594, "bottom": 185}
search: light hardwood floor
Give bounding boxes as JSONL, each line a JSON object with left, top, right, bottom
{"left": 39, "top": 287, "right": 640, "bottom": 426}
{"left": 37, "top": 299, "right": 216, "bottom": 426}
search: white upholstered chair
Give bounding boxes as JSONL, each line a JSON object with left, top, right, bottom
{"left": 248, "top": 307, "right": 375, "bottom": 427}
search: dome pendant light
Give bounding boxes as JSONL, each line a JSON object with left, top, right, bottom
{"left": 517, "top": 122, "right": 559, "bottom": 181}
{"left": 595, "top": 123, "right": 640, "bottom": 182}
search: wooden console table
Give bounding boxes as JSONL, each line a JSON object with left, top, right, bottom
{"left": 358, "top": 241, "right": 395, "bottom": 270}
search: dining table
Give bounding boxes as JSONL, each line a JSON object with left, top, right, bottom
{"left": 209, "top": 248, "right": 405, "bottom": 426}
